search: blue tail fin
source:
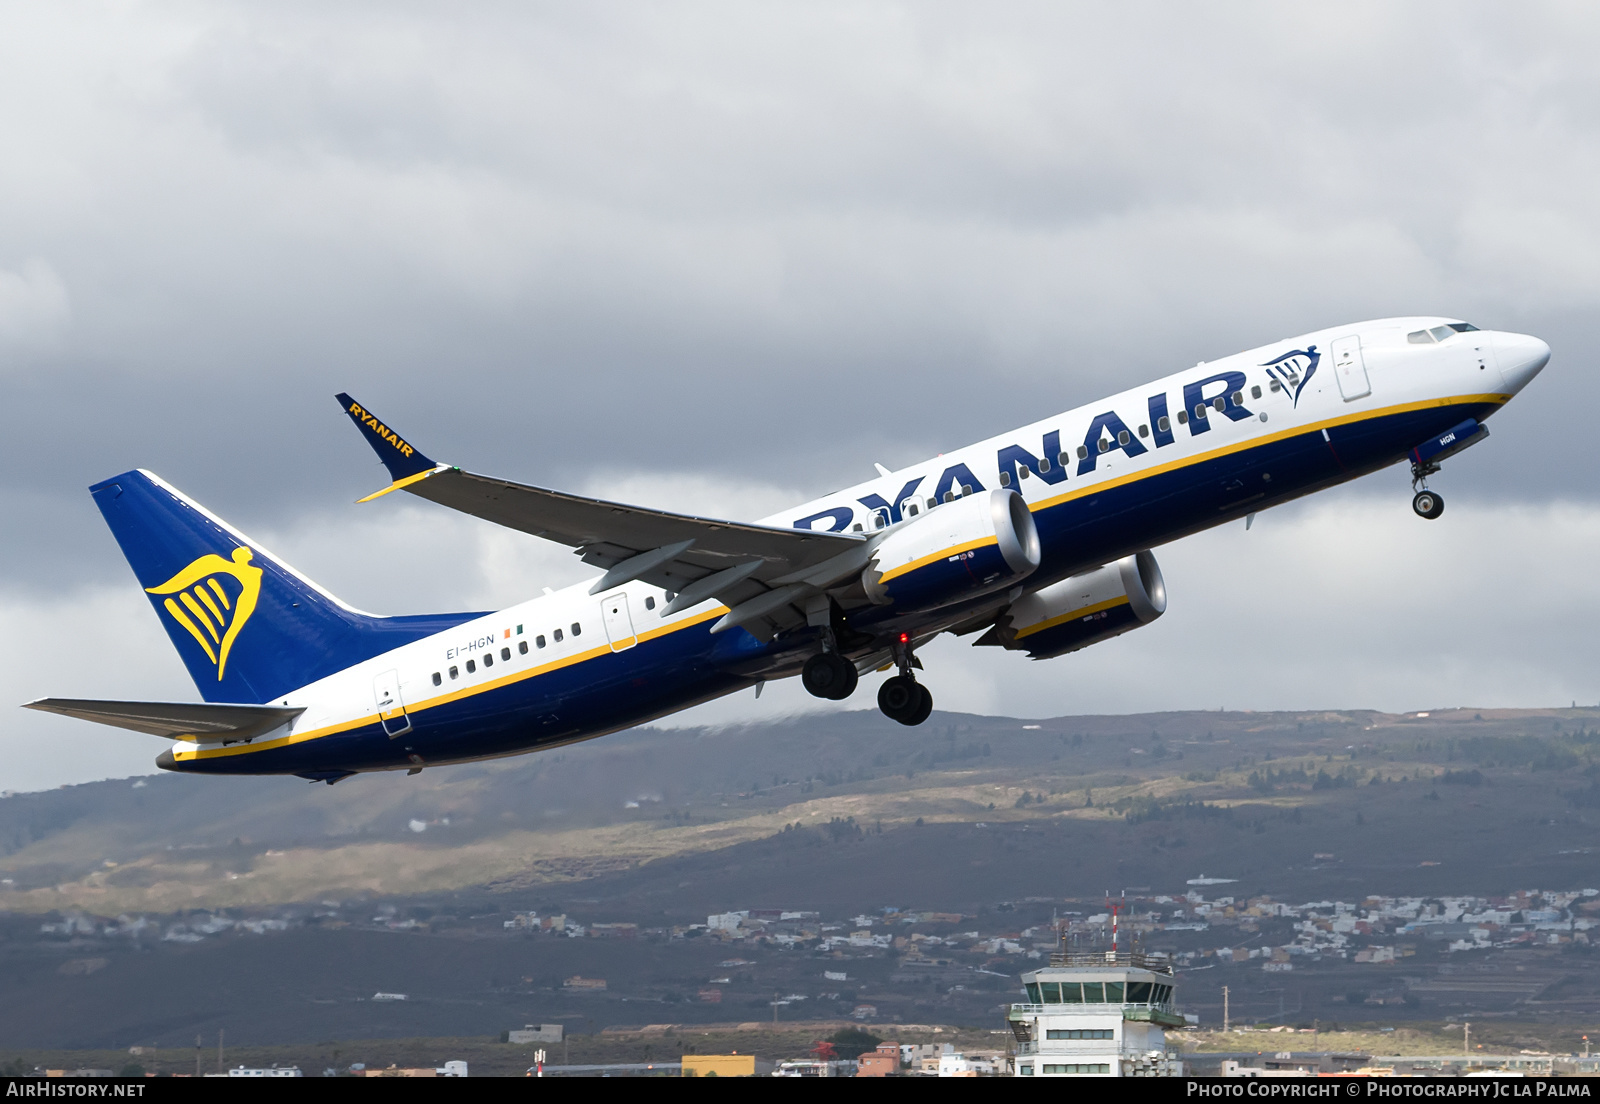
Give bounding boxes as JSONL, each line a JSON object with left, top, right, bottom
{"left": 90, "top": 470, "right": 481, "bottom": 704}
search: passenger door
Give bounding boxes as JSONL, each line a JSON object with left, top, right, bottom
{"left": 373, "top": 669, "right": 411, "bottom": 738}
{"left": 1331, "top": 335, "right": 1371, "bottom": 401}
{"left": 601, "top": 592, "right": 637, "bottom": 652}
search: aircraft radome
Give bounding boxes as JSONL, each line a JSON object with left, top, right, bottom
{"left": 26, "top": 318, "right": 1550, "bottom": 784}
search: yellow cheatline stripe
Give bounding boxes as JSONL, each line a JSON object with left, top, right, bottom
{"left": 878, "top": 535, "right": 999, "bottom": 584}
{"left": 164, "top": 598, "right": 218, "bottom": 665}
{"left": 1013, "top": 596, "right": 1130, "bottom": 641}
{"left": 171, "top": 605, "right": 730, "bottom": 762}
{"left": 1031, "top": 393, "right": 1509, "bottom": 515}
{"left": 357, "top": 467, "right": 444, "bottom": 504}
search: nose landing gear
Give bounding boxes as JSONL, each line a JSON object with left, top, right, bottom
{"left": 1411, "top": 460, "right": 1444, "bottom": 520}
{"left": 877, "top": 635, "right": 933, "bottom": 726}
{"left": 1412, "top": 488, "right": 1444, "bottom": 520}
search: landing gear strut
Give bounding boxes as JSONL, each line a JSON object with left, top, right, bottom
{"left": 1410, "top": 460, "right": 1444, "bottom": 520}
{"left": 878, "top": 636, "right": 933, "bottom": 726}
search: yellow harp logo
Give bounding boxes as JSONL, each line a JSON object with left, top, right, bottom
{"left": 146, "top": 547, "right": 263, "bottom": 681}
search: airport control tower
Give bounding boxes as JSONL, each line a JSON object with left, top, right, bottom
{"left": 1008, "top": 946, "right": 1186, "bottom": 1077}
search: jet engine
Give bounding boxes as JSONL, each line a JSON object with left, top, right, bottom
{"left": 977, "top": 550, "right": 1166, "bottom": 659}
{"left": 862, "top": 489, "right": 1040, "bottom": 609}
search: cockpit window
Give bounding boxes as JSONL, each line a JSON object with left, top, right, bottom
{"left": 1409, "top": 322, "right": 1479, "bottom": 344}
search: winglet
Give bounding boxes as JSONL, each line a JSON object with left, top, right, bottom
{"left": 335, "top": 394, "right": 444, "bottom": 501}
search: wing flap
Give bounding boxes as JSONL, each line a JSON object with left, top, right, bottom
{"left": 24, "top": 698, "right": 304, "bottom": 741}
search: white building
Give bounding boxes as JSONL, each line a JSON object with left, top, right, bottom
{"left": 1009, "top": 951, "right": 1184, "bottom": 1077}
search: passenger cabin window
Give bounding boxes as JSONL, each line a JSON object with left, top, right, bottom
{"left": 1158, "top": 415, "right": 1171, "bottom": 432}
{"left": 1116, "top": 429, "right": 1130, "bottom": 446}
{"left": 570, "top": 622, "right": 581, "bottom": 637}
{"left": 1193, "top": 404, "right": 1208, "bottom": 420}
{"left": 1176, "top": 409, "right": 1188, "bottom": 424}
{"left": 999, "top": 471, "right": 1012, "bottom": 487}
{"left": 1137, "top": 424, "right": 1148, "bottom": 438}
{"left": 1038, "top": 457, "right": 1051, "bottom": 472}
{"left": 432, "top": 672, "right": 441, "bottom": 686}
{"left": 536, "top": 635, "right": 547, "bottom": 648}
{"left": 518, "top": 641, "right": 529, "bottom": 655}
{"left": 644, "top": 596, "right": 656, "bottom": 610}
{"left": 553, "top": 628, "right": 563, "bottom": 642}
{"left": 1212, "top": 397, "right": 1226, "bottom": 412}
{"left": 1057, "top": 451, "right": 1070, "bottom": 467}
{"left": 1097, "top": 438, "right": 1110, "bottom": 453}
{"left": 1251, "top": 385, "right": 1262, "bottom": 399}
{"left": 482, "top": 653, "right": 493, "bottom": 667}
{"left": 501, "top": 646, "right": 510, "bottom": 661}
{"left": 465, "top": 659, "right": 476, "bottom": 673}
{"left": 1269, "top": 379, "right": 1281, "bottom": 392}
{"left": 449, "top": 665, "right": 459, "bottom": 679}
{"left": 1230, "top": 391, "right": 1243, "bottom": 406}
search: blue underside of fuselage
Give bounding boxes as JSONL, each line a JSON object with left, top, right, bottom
{"left": 177, "top": 399, "right": 1495, "bottom": 777}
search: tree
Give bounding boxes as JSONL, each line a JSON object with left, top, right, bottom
{"left": 810, "top": 1040, "right": 837, "bottom": 1061}
{"left": 826, "top": 1028, "right": 883, "bottom": 1061}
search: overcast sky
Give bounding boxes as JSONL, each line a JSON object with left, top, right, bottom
{"left": 4, "top": 2, "right": 1599, "bottom": 791}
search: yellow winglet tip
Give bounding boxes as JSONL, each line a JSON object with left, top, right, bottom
{"left": 356, "top": 466, "right": 445, "bottom": 503}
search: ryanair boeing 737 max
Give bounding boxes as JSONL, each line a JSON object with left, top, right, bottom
{"left": 27, "top": 318, "right": 1549, "bottom": 783}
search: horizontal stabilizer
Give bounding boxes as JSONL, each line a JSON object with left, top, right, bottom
{"left": 23, "top": 698, "right": 304, "bottom": 741}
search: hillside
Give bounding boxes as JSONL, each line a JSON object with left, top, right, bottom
{"left": 4, "top": 704, "right": 1600, "bottom": 914}
{"left": 5, "top": 704, "right": 1600, "bottom": 1048}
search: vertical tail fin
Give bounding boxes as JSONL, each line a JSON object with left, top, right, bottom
{"left": 90, "top": 470, "right": 477, "bottom": 704}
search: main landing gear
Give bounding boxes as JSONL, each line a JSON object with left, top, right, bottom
{"left": 1410, "top": 459, "right": 1445, "bottom": 520}
{"left": 801, "top": 651, "right": 858, "bottom": 701}
{"left": 877, "top": 634, "right": 933, "bottom": 727}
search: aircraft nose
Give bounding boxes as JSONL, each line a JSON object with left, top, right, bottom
{"left": 1492, "top": 331, "right": 1550, "bottom": 393}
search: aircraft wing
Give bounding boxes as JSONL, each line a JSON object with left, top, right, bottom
{"left": 24, "top": 698, "right": 304, "bottom": 741}
{"left": 336, "top": 394, "right": 870, "bottom": 636}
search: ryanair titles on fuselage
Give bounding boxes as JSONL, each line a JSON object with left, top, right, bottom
{"left": 790, "top": 366, "right": 1256, "bottom": 532}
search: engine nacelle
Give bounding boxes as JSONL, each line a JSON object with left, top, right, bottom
{"left": 862, "top": 489, "right": 1040, "bottom": 609}
{"left": 978, "top": 550, "right": 1166, "bottom": 659}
